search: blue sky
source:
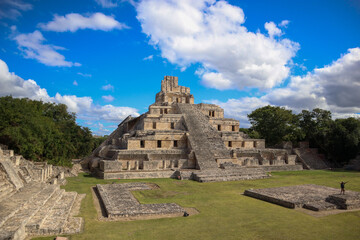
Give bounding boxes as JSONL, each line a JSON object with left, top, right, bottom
{"left": 0, "top": 0, "right": 359, "bottom": 135}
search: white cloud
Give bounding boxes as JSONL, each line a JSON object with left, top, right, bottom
{"left": 38, "top": 13, "right": 129, "bottom": 32}
{"left": 279, "top": 20, "right": 290, "bottom": 28}
{"left": 95, "top": 0, "right": 136, "bottom": 8}
{"left": 264, "top": 48, "right": 360, "bottom": 113}
{"left": 136, "top": 0, "right": 299, "bottom": 90}
{"left": 207, "top": 48, "right": 360, "bottom": 126}
{"left": 13, "top": 30, "right": 80, "bottom": 67}
{"left": 0, "top": 59, "right": 139, "bottom": 127}
{"left": 0, "top": 59, "right": 51, "bottom": 101}
{"left": 102, "top": 84, "right": 114, "bottom": 91}
{"left": 0, "top": 0, "right": 32, "bottom": 20}
{"left": 77, "top": 72, "right": 92, "bottom": 78}
{"left": 208, "top": 97, "right": 269, "bottom": 127}
{"left": 95, "top": 0, "right": 118, "bottom": 8}
{"left": 102, "top": 95, "right": 115, "bottom": 102}
{"left": 264, "top": 21, "right": 282, "bottom": 38}
{"left": 143, "top": 55, "right": 153, "bottom": 61}
{"left": 73, "top": 80, "right": 78, "bottom": 86}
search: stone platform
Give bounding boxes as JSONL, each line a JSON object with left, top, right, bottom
{"left": 96, "top": 183, "right": 185, "bottom": 219}
{"left": 244, "top": 184, "right": 360, "bottom": 211}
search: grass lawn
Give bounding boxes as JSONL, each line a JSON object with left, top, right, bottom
{"left": 32, "top": 170, "right": 360, "bottom": 240}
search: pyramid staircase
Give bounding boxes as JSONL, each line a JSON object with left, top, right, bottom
{"left": 177, "top": 103, "right": 230, "bottom": 170}
{"left": 293, "top": 148, "right": 328, "bottom": 169}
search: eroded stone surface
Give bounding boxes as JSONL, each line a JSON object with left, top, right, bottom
{"left": 244, "top": 184, "right": 360, "bottom": 211}
{"left": 96, "top": 183, "right": 185, "bottom": 219}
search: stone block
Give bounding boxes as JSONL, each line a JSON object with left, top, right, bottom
{"left": 10, "top": 156, "right": 21, "bottom": 166}
{"left": 287, "top": 155, "right": 296, "bottom": 165}
{"left": 143, "top": 161, "right": 160, "bottom": 170}
{"left": 100, "top": 160, "right": 123, "bottom": 172}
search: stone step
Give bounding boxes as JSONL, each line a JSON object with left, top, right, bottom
{"left": 303, "top": 201, "right": 338, "bottom": 211}
{"left": 192, "top": 168, "right": 268, "bottom": 182}
{"left": 0, "top": 182, "right": 43, "bottom": 228}
{"left": 0, "top": 180, "right": 7, "bottom": 187}
{"left": 0, "top": 182, "right": 15, "bottom": 200}
{"left": 61, "top": 194, "right": 85, "bottom": 235}
{"left": 177, "top": 103, "right": 228, "bottom": 170}
{"left": 294, "top": 148, "right": 328, "bottom": 170}
{"left": 0, "top": 184, "right": 59, "bottom": 240}
{"left": 194, "top": 169, "right": 266, "bottom": 177}
{"left": 0, "top": 160, "right": 24, "bottom": 190}
{"left": 25, "top": 189, "right": 65, "bottom": 234}
{"left": 38, "top": 191, "right": 77, "bottom": 235}
{"left": 196, "top": 174, "right": 268, "bottom": 183}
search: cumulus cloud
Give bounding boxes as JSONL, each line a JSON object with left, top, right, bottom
{"left": 264, "top": 48, "right": 360, "bottom": 113}
{"left": 0, "top": 59, "right": 51, "bottom": 101}
{"left": 102, "top": 95, "right": 115, "bottom": 102}
{"left": 0, "top": 59, "right": 139, "bottom": 127}
{"left": 0, "top": 0, "right": 32, "bottom": 20}
{"left": 38, "top": 13, "right": 128, "bottom": 32}
{"left": 207, "top": 48, "right": 360, "bottom": 126}
{"left": 102, "top": 84, "right": 114, "bottom": 91}
{"left": 264, "top": 21, "right": 282, "bottom": 38}
{"left": 13, "top": 30, "right": 80, "bottom": 67}
{"left": 136, "top": 0, "right": 299, "bottom": 90}
{"left": 279, "top": 20, "right": 290, "bottom": 27}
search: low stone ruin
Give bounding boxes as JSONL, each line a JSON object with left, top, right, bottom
{"left": 244, "top": 184, "right": 360, "bottom": 211}
{"left": 96, "top": 183, "right": 184, "bottom": 220}
{"left": 0, "top": 145, "right": 84, "bottom": 240}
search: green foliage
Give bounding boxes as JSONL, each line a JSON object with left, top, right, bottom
{"left": 0, "top": 96, "right": 100, "bottom": 166}
{"left": 247, "top": 106, "right": 360, "bottom": 165}
{"left": 326, "top": 118, "right": 360, "bottom": 164}
{"left": 239, "top": 128, "right": 261, "bottom": 139}
{"left": 247, "top": 105, "right": 304, "bottom": 146}
{"left": 298, "top": 108, "right": 332, "bottom": 150}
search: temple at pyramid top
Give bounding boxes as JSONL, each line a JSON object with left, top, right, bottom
{"left": 155, "top": 76, "right": 194, "bottom": 105}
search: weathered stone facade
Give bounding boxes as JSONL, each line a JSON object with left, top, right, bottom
{"left": 87, "top": 76, "right": 302, "bottom": 181}
{"left": 0, "top": 145, "right": 84, "bottom": 240}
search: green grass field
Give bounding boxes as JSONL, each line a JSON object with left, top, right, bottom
{"left": 32, "top": 170, "right": 360, "bottom": 240}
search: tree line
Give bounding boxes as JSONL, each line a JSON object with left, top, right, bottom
{"left": 0, "top": 96, "right": 106, "bottom": 166}
{"left": 242, "top": 105, "right": 360, "bottom": 165}
{"left": 1, "top": 97, "right": 358, "bottom": 167}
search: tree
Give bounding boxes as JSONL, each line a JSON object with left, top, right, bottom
{"left": 326, "top": 118, "right": 360, "bottom": 164}
{"left": 248, "top": 105, "right": 304, "bottom": 146}
{"left": 0, "top": 96, "right": 101, "bottom": 166}
{"left": 298, "top": 108, "right": 332, "bottom": 150}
